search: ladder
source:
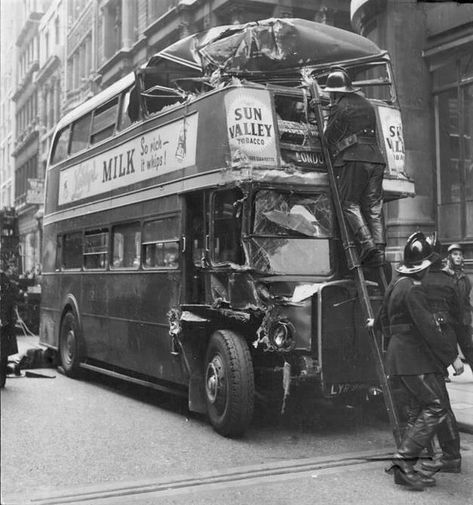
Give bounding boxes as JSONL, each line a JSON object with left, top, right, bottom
{"left": 308, "top": 80, "right": 401, "bottom": 447}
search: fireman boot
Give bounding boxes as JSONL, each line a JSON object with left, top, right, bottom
{"left": 357, "top": 227, "right": 377, "bottom": 264}
{"left": 342, "top": 204, "right": 376, "bottom": 264}
{"left": 420, "top": 437, "right": 461, "bottom": 474}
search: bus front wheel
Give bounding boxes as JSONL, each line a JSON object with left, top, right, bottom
{"left": 204, "top": 330, "right": 254, "bottom": 437}
{"left": 59, "top": 312, "right": 82, "bottom": 378}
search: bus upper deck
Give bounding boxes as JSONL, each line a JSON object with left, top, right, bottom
{"left": 44, "top": 19, "right": 413, "bottom": 225}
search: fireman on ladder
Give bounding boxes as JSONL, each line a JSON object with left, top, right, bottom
{"left": 322, "top": 68, "right": 386, "bottom": 267}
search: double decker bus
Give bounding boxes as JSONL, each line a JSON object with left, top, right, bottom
{"left": 40, "top": 19, "right": 414, "bottom": 437}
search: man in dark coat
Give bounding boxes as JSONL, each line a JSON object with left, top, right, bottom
{"left": 418, "top": 234, "right": 463, "bottom": 474}
{"left": 444, "top": 243, "right": 473, "bottom": 371}
{"left": 0, "top": 263, "right": 19, "bottom": 388}
{"left": 377, "top": 232, "right": 463, "bottom": 490}
{"left": 323, "top": 69, "right": 386, "bottom": 266}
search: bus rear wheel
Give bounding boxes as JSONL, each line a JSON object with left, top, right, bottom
{"left": 204, "top": 330, "right": 254, "bottom": 437}
{"left": 59, "top": 312, "right": 82, "bottom": 378}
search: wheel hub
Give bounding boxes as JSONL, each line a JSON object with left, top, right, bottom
{"left": 63, "top": 329, "right": 75, "bottom": 365}
{"left": 206, "top": 355, "right": 225, "bottom": 406}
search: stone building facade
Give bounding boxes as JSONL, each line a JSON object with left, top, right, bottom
{"left": 11, "top": 0, "right": 52, "bottom": 273}
{"left": 0, "top": 1, "right": 22, "bottom": 209}
{"left": 351, "top": 0, "right": 473, "bottom": 274}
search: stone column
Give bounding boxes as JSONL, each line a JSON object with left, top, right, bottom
{"left": 121, "top": 0, "right": 134, "bottom": 50}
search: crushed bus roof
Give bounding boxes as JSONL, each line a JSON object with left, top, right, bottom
{"left": 149, "top": 18, "right": 385, "bottom": 76}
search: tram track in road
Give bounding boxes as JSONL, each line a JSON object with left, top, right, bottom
{"left": 10, "top": 449, "right": 393, "bottom": 505}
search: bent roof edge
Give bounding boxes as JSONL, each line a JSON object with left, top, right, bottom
{"left": 55, "top": 72, "right": 135, "bottom": 132}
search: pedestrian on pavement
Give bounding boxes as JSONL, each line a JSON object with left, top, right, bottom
{"left": 418, "top": 233, "right": 463, "bottom": 475}
{"left": 0, "top": 263, "right": 20, "bottom": 388}
{"left": 322, "top": 68, "right": 386, "bottom": 267}
{"left": 443, "top": 243, "right": 473, "bottom": 372}
{"left": 377, "top": 232, "right": 464, "bottom": 491}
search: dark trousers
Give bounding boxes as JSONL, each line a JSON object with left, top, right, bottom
{"left": 1, "top": 324, "right": 18, "bottom": 382}
{"left": 335, "top": 161, "right": 385, "bottom": 245}
{"left": 395, "top": 373, "right": 451, "bottom": 460}
{"left": 457, "top": 324, "right": 473, "bottom": 368}
{"left": 404, "top": 373, "right": 460, "bottom": 460}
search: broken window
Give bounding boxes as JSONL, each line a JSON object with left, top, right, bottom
{"left": 248, "top": 190, "right": 332, "bottom": 275}
{"left": 253, "top": 190, "right": 332, "bottom": 238}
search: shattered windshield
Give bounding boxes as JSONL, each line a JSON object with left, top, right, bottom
{"left": 247, "top": 190, "right": 333, "bottom": 275}
{"left": 253, "top": 190, "right": 332, "bottom": 237}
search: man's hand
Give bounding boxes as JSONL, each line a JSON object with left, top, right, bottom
{"left": 453, "top": 356, "right": 465, "bottom": 376}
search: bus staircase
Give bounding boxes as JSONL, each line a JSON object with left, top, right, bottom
{"left": 308, "top": 79, "right": 401, "bottom": 448}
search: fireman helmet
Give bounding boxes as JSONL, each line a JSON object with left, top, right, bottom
{"left": 323, "top": 69, "right": 360, "bottom": 93}
{"left": 396, "top": 231, "right": 440, "bottom": 274}
{"left": 447, "top": 243, "right": 463, "bottom": 254}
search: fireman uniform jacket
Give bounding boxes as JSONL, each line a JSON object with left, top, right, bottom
{"left": 424, "top": 267, "right": 462, "bottom": 329}
{"left": 324, "top": 93, "right": 386, "bottom": 166}
{"left": 444, "top": 267, "right": 472, "bottom": 326}
{"left": 378, "top": 275, "right": 458, "bottom": 376}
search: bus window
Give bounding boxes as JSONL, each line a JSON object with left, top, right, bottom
{"left": 142, "top": 217, "right": 179, "bottom": 269}
{"left": 112, "top": 222, "right": 141, "bottom": 268}
{"left": 70, "top": 113, "right": 92, "bottom": 154}
{"left": 91, "top": 98, "right": 119, "bottom": 144}
{"left": 50, "top": 126, "right": 71, "bottom": 165}
{"left": 212, "top": 189, "right": 244, "bottom": 264}
{"left": 118, "top": 88, "right": 133, "bottom": 130}
{"left": 84, "top": 229, "right": 109, "bottom": 270}
{"left": 55, "top": 235, "right": 63, "bottom": 270}
{"left": 62, "top": 232, "right": 82, "bottom": 270}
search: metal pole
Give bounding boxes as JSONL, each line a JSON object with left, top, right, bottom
{"left": 308, "top": 78, "right": 401, "bottom": 447}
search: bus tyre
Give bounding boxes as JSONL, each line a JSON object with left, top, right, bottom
{"left": 59, "top": 312, "right": 82, "bottom": 378}
{"left": 205, "top": 330, "right": 254, "bottom": 438}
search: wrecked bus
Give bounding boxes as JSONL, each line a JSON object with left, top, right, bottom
{"left": 40, "top": 19, "right": 414, "bottom": 437}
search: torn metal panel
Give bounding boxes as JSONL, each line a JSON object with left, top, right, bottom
{"left": 149, "top": 18, "right": 384, "bottom": 79}
{"left": 204, "top": 19, "right": 383, "bottom": 74}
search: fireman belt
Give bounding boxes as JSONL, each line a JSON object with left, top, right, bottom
{"left": 333, "top": 131, "right": 377, "bottom": 157}
{"left": 389, "top": 323, "right": 413, "bottom": 334}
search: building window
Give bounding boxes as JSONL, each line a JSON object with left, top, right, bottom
{"left": 434, "top": 51, "right": 473, "bottom": 241}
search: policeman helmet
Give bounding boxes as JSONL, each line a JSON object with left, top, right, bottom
{"left": 323, "top": 69, "right": 360, "bottom": 93}
{"left": 396, "top": 231, "right": 440, "bottom": 274}
{"left": 447, "top": 243, "right": 463, "bottom": 254}
{"left": 427, "top": 232, "right": 443, "bottom": 267}
{"left": 427, "top": 232, "right": 442, "bottom": 254}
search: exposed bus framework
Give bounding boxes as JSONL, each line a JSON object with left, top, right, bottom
{"left": 40, "top": 19, "right": 414, "bottom": 437}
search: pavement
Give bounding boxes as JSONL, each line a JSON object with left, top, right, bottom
{"left": 6, "top": 334, "right": 473, "bottom": 434}
{"left": 446, "top": 363, "right": 473, "bottom": 434}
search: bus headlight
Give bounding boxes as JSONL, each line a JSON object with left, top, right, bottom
{"left": 268, "top": 320, "right": 295, "bottom": 351}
